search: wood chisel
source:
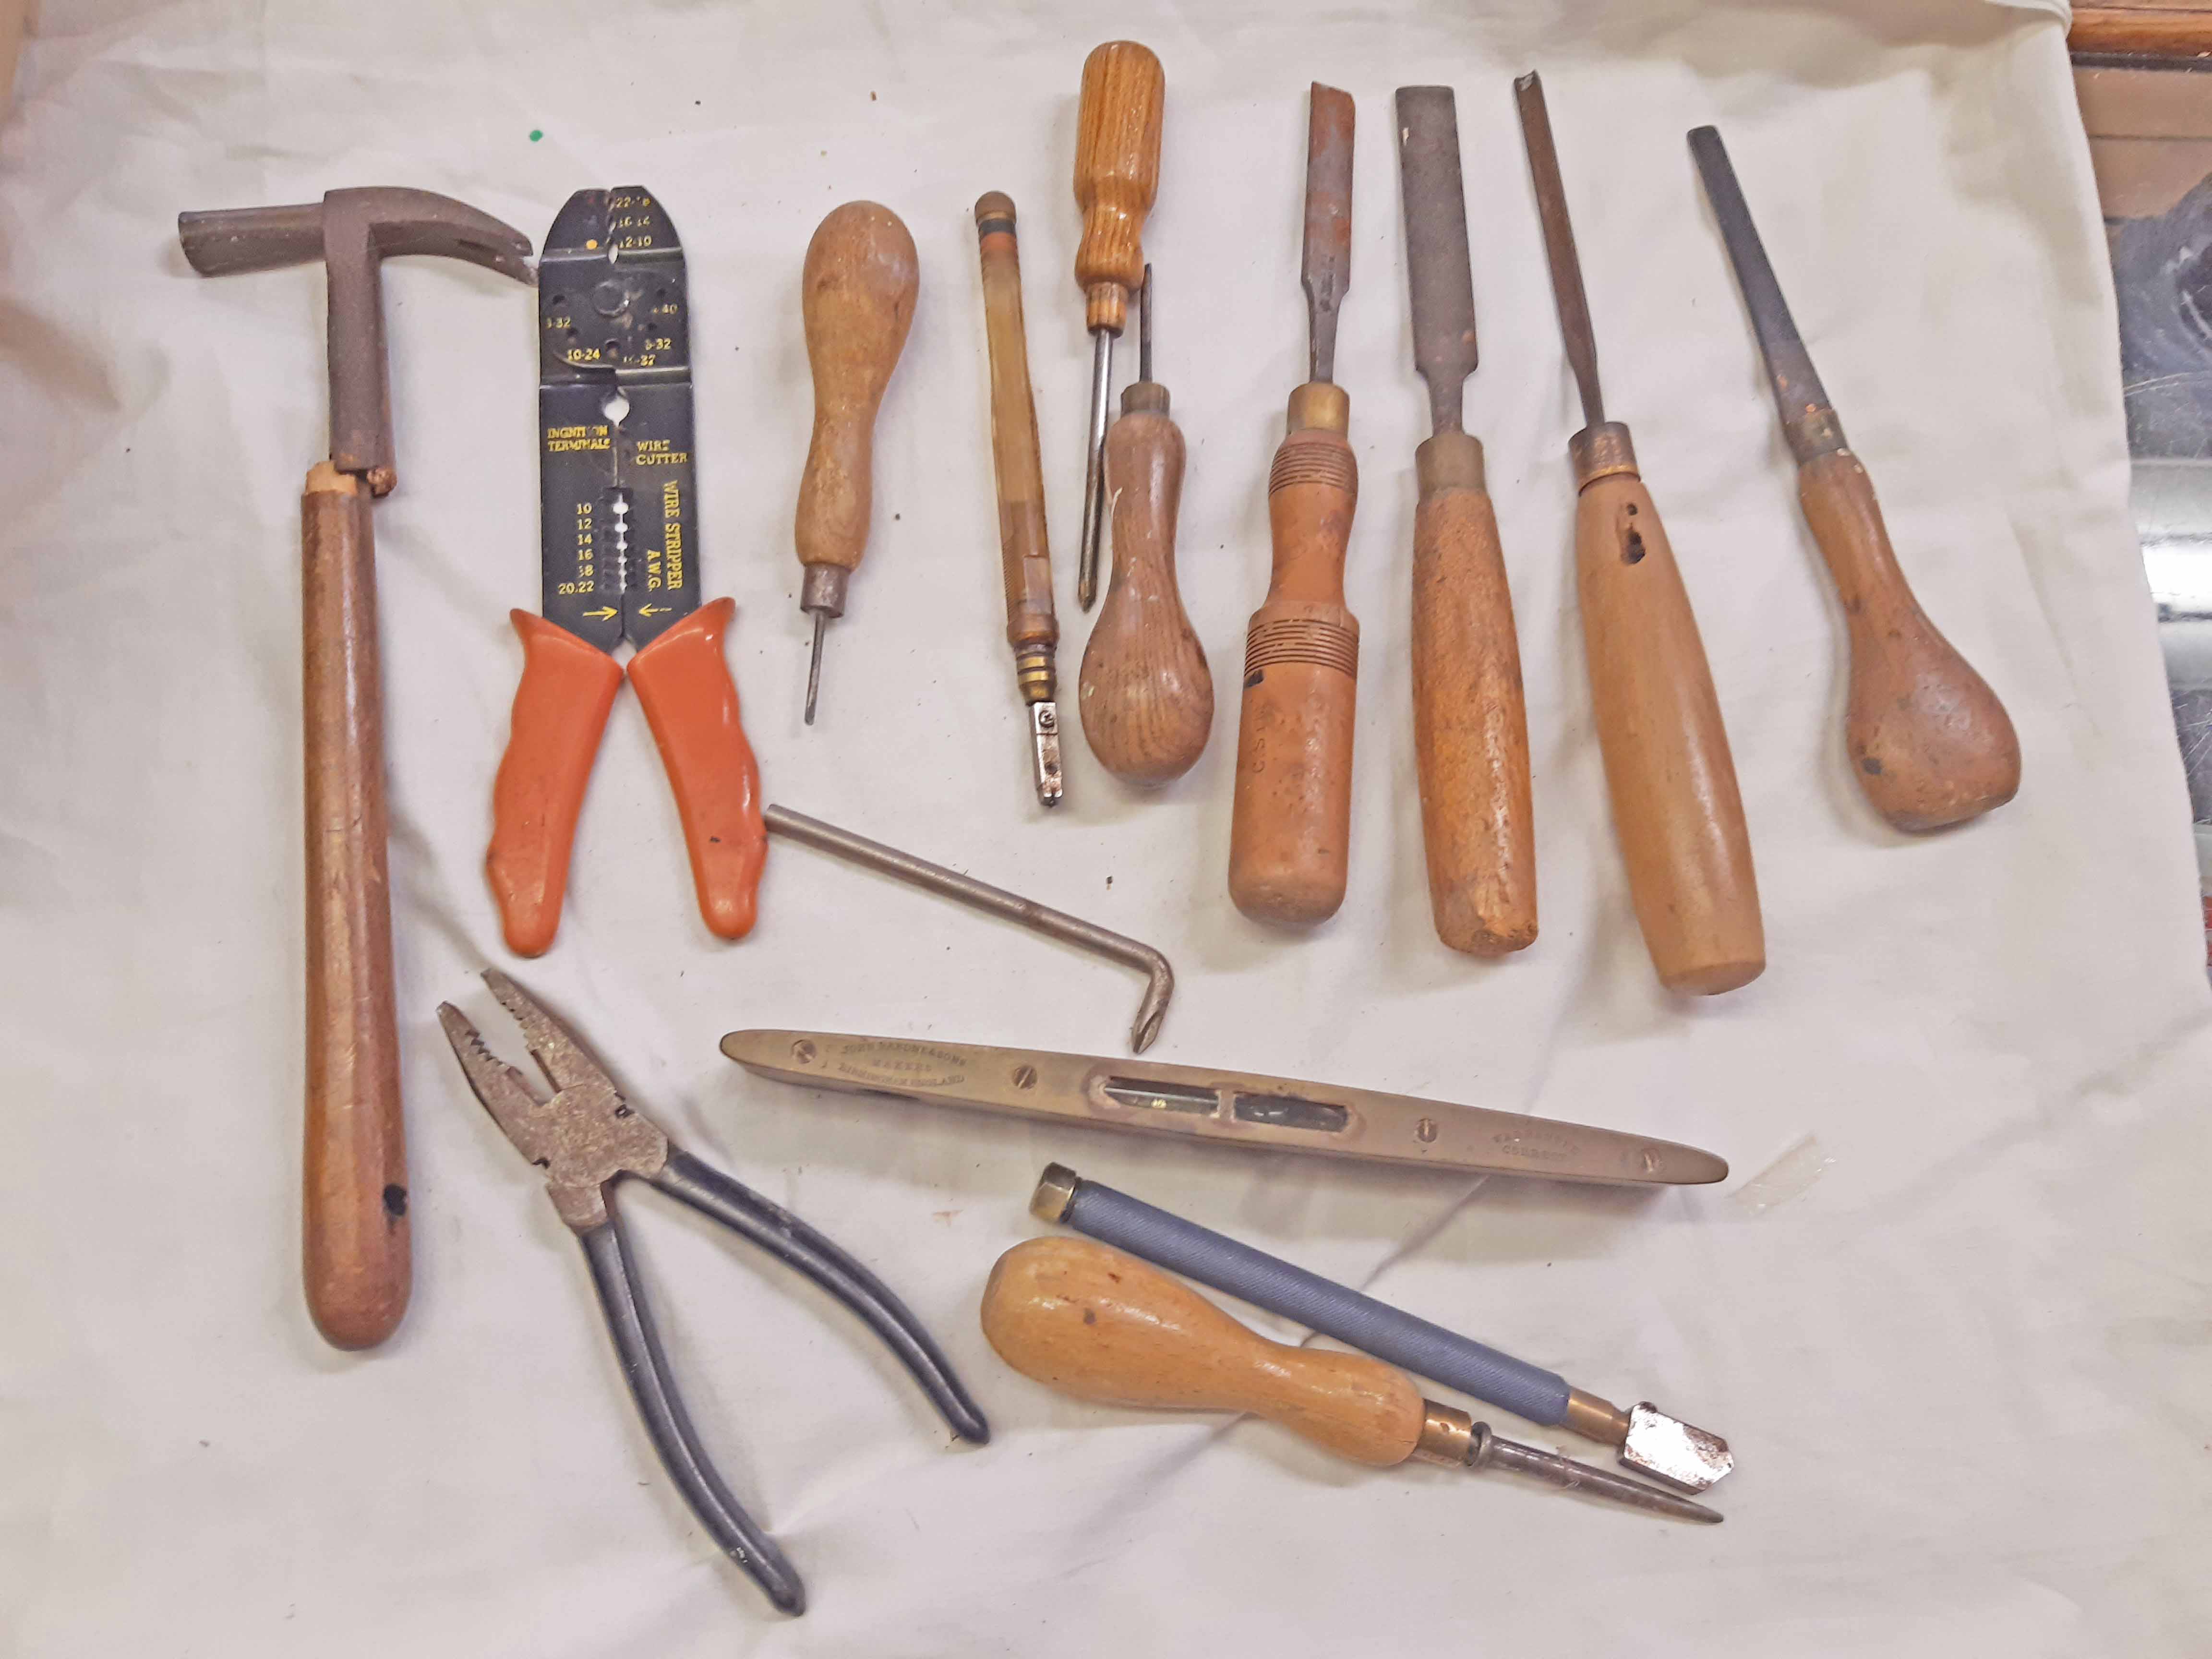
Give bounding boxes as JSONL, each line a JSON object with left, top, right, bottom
{"left": 1687, "top": 125, "right": 2021, "bottom": 831}
{"left": 1515, "top": 73, "right": 1765, "bottom": 995}
{"left": 973, "top": 192, "right": 1066, "bottom": 806}
{"left": 489, "top": 187, "right": 768, "bottom": 958}
{"left": 1230, "top": 84, "right": 1361, "bottom": 926}
{"left": 982, "top": 1237, "right": 1721, "bottom": 1523}
{"left": 795, "top": 202, "right": 918, "bottom": 724}
{"left": 1033, "top": 1163, "right": 1734, "bottom": 1493}
{"left": 1079, "top": 267, "right": 1214, "bottom": 784}
{"left": 1072, "top": 40, "right": 1166, "bottom": 611}
{"left": 1396, "top": 85, "right": 1538, "bottom": 957}
{"left": 717, "top": 1032, "right": 1728, "bottom": 1185}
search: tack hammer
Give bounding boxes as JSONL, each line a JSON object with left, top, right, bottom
{"left": 179, "top": 189, "right": 532, "bottom": 1349}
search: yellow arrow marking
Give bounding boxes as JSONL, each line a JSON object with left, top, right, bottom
{"left": 637, "top": 604, "right": 669, "bottom": 617}
{"left": 582, "top": 606, "right": 618, "bottom": 620}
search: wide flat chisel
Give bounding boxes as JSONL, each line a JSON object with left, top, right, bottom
{"left": 1397, "top": 86, "right": 1537, "bottom": 957}
{"left": 1688, "top": 125, "right": 2019, "bottom": 831}
{"left": 1515, "top": 73, "right": 1763, "bottom": 995}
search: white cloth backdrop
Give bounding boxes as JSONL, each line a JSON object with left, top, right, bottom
{"left": 6, "top": 0, "right": 2209, "bottom": 1652}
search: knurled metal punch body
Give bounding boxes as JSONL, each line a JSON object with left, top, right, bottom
{"left": 436, "top": 971, "right": 988, "bottom": 1615}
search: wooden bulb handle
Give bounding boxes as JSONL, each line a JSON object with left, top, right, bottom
{"left": 1410, "top": 434, "right": 1537, "bottom": 956}
{"left": 300, "top": 464, "right": 409, "bottom": 1350}
{"left": 1797, "top": 449, "right": 2020, "bottom": 830}
{"left": 1230, "top": 385, "right": 1359, "bottom": 925}
{"left": 982, "top": 1238, "right": 1425, "bottom": 1467}
{"left": 1079, "top": 385, "right": 1211, "bottom": 783}
{"left": 1574, "top": 433, "right": 1763, "bottom": 995}
{"left": 796, "top": 202, "right": 918, "bottom": 579}
{"left": 974, "top": 193, "right": 1058, "bottom": 679}
{"left": 1073, "top": 41, "right": 1165, "bottom": 335}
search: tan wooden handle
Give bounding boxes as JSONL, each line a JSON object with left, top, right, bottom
{"left": 797, "top": 202, "right": 918, "bottom": 576}
{"left": 300, "top": 464, "right": 409, "bottom": 1349}
{"left": 974, "top": 194, "right": 1058, "bottom": 668}
{"left": 1230, "top": 387, "right": 1359, "bottom": 925}
{"left": 1797, "top": 449, "right": 2020, "bottom": 831}
{"left": 1073, "top": 41, "right": 1164, "bottom": 335}
{"left": 982, "top": 1237, "right": 1425, "bottom": 1467}
{"left": 1410, "top": 434, "right": 1537, "bottom": 956}
{"left": 1576, "top": 464, "right": 1764, "bottom": 995}
{"left": 1079, "top": 392, "right": 1210, "bottom": 783}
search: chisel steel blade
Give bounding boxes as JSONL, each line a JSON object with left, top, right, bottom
{"left": 1302, "top": 83, "right": 1356, "bottom": 383}
{"left": 1395, "top": 86, "right": 1479, "bottom": 435}
{"left": 720, "top": 1032, "right": 1729, "bottom": 1186}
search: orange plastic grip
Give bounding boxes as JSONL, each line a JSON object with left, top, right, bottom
{"left": 487, "top": 612, "right": 625, "bottom": 957}
{"left": 626, "top": 598, "right": 767, "bottom": 942}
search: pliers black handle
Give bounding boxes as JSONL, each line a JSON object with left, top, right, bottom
{"left": 437, "top": 971, "right": 988, "bottom": 1616}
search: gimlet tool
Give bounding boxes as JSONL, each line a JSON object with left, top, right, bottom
{"left": 1688, "top": 125, "right": 2020, "bottom": 831}
{"left": 487, "top": 186, "right": 767, "bottom": 958}
{"left": 982, "top": 1238, "right": 1721, "bottom": 1524}
{"left": 1515, "top": 74, "right": 1764, "bottom": 995}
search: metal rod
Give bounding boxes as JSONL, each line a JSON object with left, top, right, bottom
{"left": 1686, "top": 125, "right": 1837, "bottom": 450}
{"left": 803, "top": 612, "right": 827, "bottom": 725}
{"left": 1475, "top": 1426, "right": 1722, "bottom": 1523}
{"left": 1138, "top": 265, "right": 1153, "bottom": 384}
{"left": 1513, "top": 72, "right": 1604, "bottom": 429}
{"left": 1302, "top": 83, "right": 1355, "bottom": 385}
{"left": 762, "top": 804, "right": 1174, "bottom": 1051}
{"left": 1078, "top": 328, "right": 1114, "bottom": 610}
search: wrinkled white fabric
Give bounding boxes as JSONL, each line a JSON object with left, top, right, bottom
{"left": 4, "top": 0, "right": 2207, "bottom": 1653}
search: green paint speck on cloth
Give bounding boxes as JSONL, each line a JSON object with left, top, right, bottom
{"left": 529, "top": 129, "right": 542, "bottom": 142}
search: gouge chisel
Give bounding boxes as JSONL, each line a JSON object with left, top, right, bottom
{"left": 1516, "top": 73, "right": 1764, "bottom": 995}
{"left": 719, "top": 1032, "right": 1728, "bottom": 1184}
{"left": 1688, "top": 125, "right": 2020, "bottom": 831}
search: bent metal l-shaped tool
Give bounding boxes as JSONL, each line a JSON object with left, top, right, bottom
{"left": 437, "top": 971, "right": 988, "bottom": 1616}
{"left": 179, "top": 187, "right": 533, "bottom": 1351}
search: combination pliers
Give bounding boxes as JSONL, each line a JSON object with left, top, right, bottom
{"left": 436, "top": 970, "right": 989, "bottom": 1615}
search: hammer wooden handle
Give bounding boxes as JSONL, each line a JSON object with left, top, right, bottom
{"left": 982, "top": 1237, "right": 1425, "bottom": 1466}
{"left": 1230, "top": 388, "right": 1359, "bottom": 925}
{"left": 1796, "top": 449, "right": 2020, "bottom": 830}
{"left": 300, "top": 464, "right": 409, "bottom": 1349}
{"left": 1410, "top": 434, "right": 1536, "bottom": 955}
{"left": 1073, "top": 42, "right": 1165, "bottom": 335}
{"left": 1080, "top": 388, "right": 1211, "bottom": 783}
{"left": 797, "top": 203, "right": 918, "bottom": 580}
{"left": 1576, "top": 456, "right": 1763, "bottom": 995}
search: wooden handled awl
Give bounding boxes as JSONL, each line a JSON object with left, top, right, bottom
{"left": 1230, "top": 84, "right": 1360, "bottom": 926}
{"left": 974, "top": 193, "right": 1066, "bottom": 806}
{"left": 796, "top": 201, "right": 918, "bottom": 724}
{"left": 982, "top": 1238, "right": 1721, "bottom": 1522}
{"left": 1688, "top": 127, "right": 2019, "bottom": 831}
{"left": 1397, "top": 87, "right": 1536, "bottom": 956}
{"left": 1080, "top": 268, "right": 1212, "bottom": 784}
{"left": 1516, "top": 75, "right": 1763, "bottom": 995}
{"left": 1073, "top": 41, "right": 1166, "bottom": 610}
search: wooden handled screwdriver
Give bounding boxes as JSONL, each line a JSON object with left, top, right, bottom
{"left": 1073, "top": 40, "right": 1166, "bottom": 611}
{"left": 1079, "top": 268, "right": 1213, "bottom": 784}
{"left": 796, "top": 201, "right": 919, "bottom": 724}
{"left": 974, "top": 193, "right": 1066, "bottom": 806}
{"left": 1229, "top": 84, "right": 1360, "bottom": 926}
{"left": 1397, "top": 86, "right": 1537, "bottom": 956}
{"left": 1516, "top": 74, "right": 1763, "bottom": 995}
{"left": 1688, "top": 127, "right": 2020, "bottom": 831}
{"left": 982, "top": 1238, "right": 1721, "bottom": 1523}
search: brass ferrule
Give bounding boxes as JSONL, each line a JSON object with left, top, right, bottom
{"left": 1030, "top": 1163, "right": 1080, "bottom": 1224}
{"left": 1415, "top": 430, "right": 1486, "bottom": 495}
{"left": 1412, "top": 1402, "right": 1477, "bottom": 1467}
{"left": 801, "top": 564, "right": 850, "bottom": 620}
{"left": 1286, "top": 380, "right": 1349, "bottom": 436}
{"left": 1783, "top": 405, "right": 1849, "bottom": 466}
{"left": 1121, "top": 380, "right": 1170, "bottom": 418}
{"left": 1563, "top": 1388, "right": 1633, "bottom": 1445}
{"left": 1014, "top": 646, "right": 1057, "bottom": 705}
{"left": 1569, "top": 421, "right": 1639, "bottom": 489}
